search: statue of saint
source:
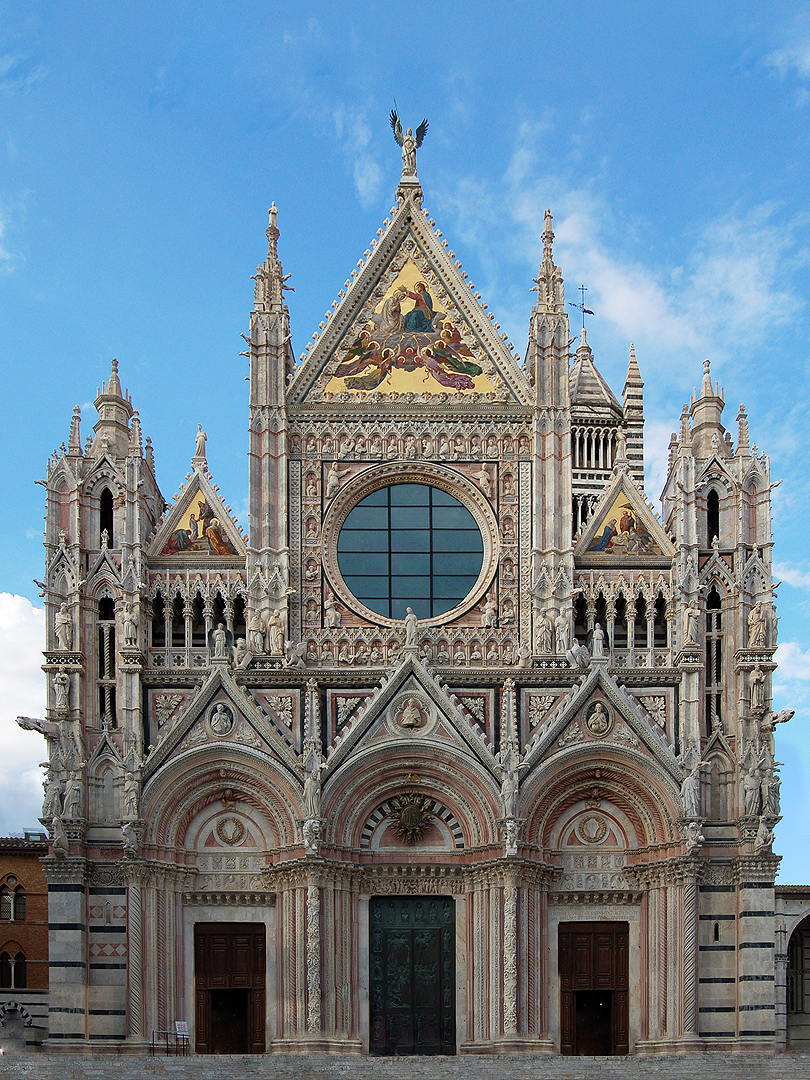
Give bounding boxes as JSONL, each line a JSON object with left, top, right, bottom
{"left": 194, "top": 424, "right": 207, "bottom": 459}
{"left": 404, "top": 607, "right": 418, "bottom": 647}
{"left": 390, "top": 110, "right": 428, "bottom": 176}
{"left": 55, "top": 602, "right": 73, "bottom": 651}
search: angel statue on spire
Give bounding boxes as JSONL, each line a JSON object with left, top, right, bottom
{"left": 390, "top": 108, "right": 428, "bottom": 176}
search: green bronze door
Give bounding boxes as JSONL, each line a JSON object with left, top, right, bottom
{"left": 369, "top": 896, "right": 455, "bottom": 1055}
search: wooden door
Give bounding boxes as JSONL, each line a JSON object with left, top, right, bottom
{"left": 558, "top": 921, "right": 629, "bottom": 1055}
{"left": 369, "top": 896, "right": 455, "bottom": 1055}
{"left": 194, "top": 923, "right": 266, "bottom": 1054}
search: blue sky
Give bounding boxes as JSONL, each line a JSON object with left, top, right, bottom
{"left": 1, "top": 2, "right": 809, "bottom": 878}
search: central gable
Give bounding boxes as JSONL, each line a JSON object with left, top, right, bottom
{"left": 287, "top": 195, "right": 532, "bottom": 408}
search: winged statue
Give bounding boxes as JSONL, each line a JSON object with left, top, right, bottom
{"left": 390, "top": 109, "right": 428, "bottom": 176}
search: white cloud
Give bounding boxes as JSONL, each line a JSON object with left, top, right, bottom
{"left": 765, "top": 39, "right": 810, "bottom": 81}
{"left": 0, "top": 53, "right": 46, "bottom": 96}
{"left": 774, "top": 640, "right": 810, "bottom": 682}
{"left": 0, "top": 594, "right": 46, "bottom": 834}
{"left": 434, "top": 126, "right": 805, "bottom": 367}
{"left": 774, "top": 562, "right": 810, "bottom": 592}
{"left": 332, "top": 105, "right": 382, "bottom": 209}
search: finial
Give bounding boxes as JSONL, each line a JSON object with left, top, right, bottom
{"left": 68, "top": 405, "right": 82, "bottom": 453}
{"left": 108, "top": 357, "right": 122, "bottom": 398}
{"left": 129, "top": 410, "right": 143, "bottom": 456}
{"left": 668, "top": 432, "right": 679, "bottom": 472}
{"left": 542, "top": 209, "right": 554, "bottom": 257}
{"left": 736, "top": 404, "right": 750, "bottom": 456}
{"left": 680, "top": 404, "right": 692, "bottom": 446}
{"left": 145, "top": 436, "right": 155, "bottom": 473}
{"left": 390, "top": 107, "right": 428, "bottom": 177}
{"left": 700, "top": 358, "right": 713, "bottom": 399}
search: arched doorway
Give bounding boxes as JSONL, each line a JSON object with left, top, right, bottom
{"left": 787, "top": 914, "right": 810, "bottom": 1049}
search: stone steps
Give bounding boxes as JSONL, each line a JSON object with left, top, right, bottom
{"left": 1, "top": 1054, "right": 810, "bottom": 1080}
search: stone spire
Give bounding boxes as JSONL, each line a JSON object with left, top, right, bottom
{"left": 93, "top": 357, "right": 134, "bottom": 458}
{"left": 736, "top": 404, "right": 750, "bottom": 458}
{"left": 129, "top": 410, "right": 143, "bottom": 457}
{"left": 67, "top": 405, "right": 82, "bottom": 456}
{"left": 623, "top": 343, "right": 645, "bottom": 489}
{"left": 690, "top": 358, "right": 725, "bottom": 459}
{"left": 534, "top": 209, "right": 565, "bottom": 315}
{"left": 253, "top": 203, "right": 289, "bottom": 314}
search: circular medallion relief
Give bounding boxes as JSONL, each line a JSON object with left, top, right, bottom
{"left": 392, "top": 692, "right": 432, "bottom": 732}
{"left": 388, "top": 794, "right": 433, "bottom": 843}
{"left": 216, "top": 817, "right": 245, "bottom": 845}
{"left": 585, "top": 701, "right": 613, "bottom": 738}
{"left": 207, "top": 703, "right": 235, "bottom": 738}
{"left": 576, "top": 814, "right": 608, "bottom": 844}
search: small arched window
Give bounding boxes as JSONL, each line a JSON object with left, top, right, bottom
{"left": 0, "top": 950, "right": 25, "bottom": 989}
{"left": 705, "top": 587, "right": 723, "bottom": 732}
{"left": 707, "top": 489, "right": 720, "bottom": 547}
{"left": 0, "top": 883, "right": 25, "bottom": 921}
{"left": 99, "top": 487, "right": 114, "bottom": 547}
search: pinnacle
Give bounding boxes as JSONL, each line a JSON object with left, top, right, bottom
{"left": 626, "top": 343, "right": 642, "bottom": 384}
{"left": 108, "top": 356, "right": 122, "bottom": 397}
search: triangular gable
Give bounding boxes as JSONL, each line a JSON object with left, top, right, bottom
{"left": 287, "top": 194, "right": 532, "bottom": 407}
{"left": 147, "top": 467, "right": 245, "bottom": 559}
{"left": 523, "top": 663, "right": 680, "bottom": 782}
{"left": 696, "top": 454, "right": 736, "bottom": 494}
{"left": 87, "top": 546, "right": 123, "bottom": 586}
{"left": 142, "top": 665, "right": 299, "bottom": 781}
{"left": 575, "top": 470, "right": 674, "bottom": 562}
{"left": 323, "top": 653, "right": 499, "bottom": 778}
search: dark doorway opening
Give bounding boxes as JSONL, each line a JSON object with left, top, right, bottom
{"left": 209, "top": 989, "right": 249, "bottom": 1054}
{"left": 369, "top": 896, "right": 455, "bottom": 1055}
{"left": 575, "top": 990, "right": 613, "bottom": 1055}
{"left": 194, "top": 923, "right": 265, "bottom": 1054}
{"left": 559, "top": 921, "right": 629, "bottom": 1055}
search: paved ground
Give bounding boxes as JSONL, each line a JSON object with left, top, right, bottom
{"left": 1, "top": 1054, "right": 810, "bottom": 1080}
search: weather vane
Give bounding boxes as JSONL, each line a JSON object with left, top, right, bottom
{"left": 569, "top": 284, "right": 594, "bottom": 331}
{"left": 390, "top": 104, "right": 428, "bottom": 177}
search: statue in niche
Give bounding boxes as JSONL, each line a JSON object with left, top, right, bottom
{"left": 680, "top": 765, "right": 701, "bottom": 819}
{"left": 301, "top": 742, "right": 326, "bottom": 819}
{"left": 42, "top": 772, "right": 63, "bottom": 820}
{"left": 55, "top": 602, "right": 73, "bottom": 651}
{"left": 554, "top": 611, "right": 570, "bottom": 654}
{"left": 266, "top": 610, "right": 285, "bottom": 654}
{"left": 750, "top": 665, "right": 766, "bottom": 713}
{"left": 748, "top": 602, "right": 767, "bottom": 648}
{"left": 247, "top": 611, "right": 265, "bottom": 653}
{"left": 121, "top": 603, "right": 138, "bottom": 648}
{"left": 743, "top": 765, "right": 762, "bottom": 817}
{"left": 536, "top": 611, "right": 553, "bottom": 654}
{"left": 123, "top": 773, "right": 139, "bottom": 818}
{"left": 52, "top": 670, "right": 69, "bottom": 713}
{"left": 592, "top": 622, "right": 605, "bottom": 659}
{"left": 213, "top": 623, "right": 228, "bottom": 659}
{"left": 682, "top": 598, "right": 700, "bottom": 645}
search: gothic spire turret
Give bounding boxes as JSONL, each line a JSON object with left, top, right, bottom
{"left": 67, "top": 405, "right": 82, "bottom": 456}
{"left": 534, "top": 209, "right": 565, "bottom": 315}
{"left": 253, "top": 203, "right": 289, "bottom": 314}
{"left": 690, "top": 358, "right": 725, "bottom": 459}
{"left": 623, "top": 343, "right": 645, "bottom": 488}
{"left": 92, "top": 357, "right": 134, "bottom": 458}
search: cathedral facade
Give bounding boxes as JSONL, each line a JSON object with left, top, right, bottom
{"left": 20, "top": 150, "right": 797, "bottom": 1056}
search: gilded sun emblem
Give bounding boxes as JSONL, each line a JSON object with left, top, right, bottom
{"left": 388, "top": 793, "right": 432, "bottom": 844}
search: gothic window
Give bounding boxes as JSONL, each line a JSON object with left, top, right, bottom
{"left": 171, "top": 595, "right": 185, "bottom": 648}
{"left": 613, "top": 594, "right": 628, "bottom": 653}
{"left": 0, "top": 951, "right": 25, "bottom": 989}
{"left": 573, "top": 594, "right": 588, "bottom": 642}
{"left": 706, "top": 489, "right": 720, "bottom": 548}
{"left": 232, "top": 594, "right": 246, "bottom": 641}
{"left": 634, "top": 595, "right": 648, "bottom": 649}
{"left": 99, "top": 487, "right": 114, "bottom": 547}
{"left": 336, "top": 483, "right": 483, "bottom": 620}
{"left": 151, "top": 592, "right": 166, "bottom": 648}
{"left": 190, "top": 594, "right": 206, "bottom": 648}
{"left": 0, "top": 883, "right": 24, "bottom": 921}
{"left": 653, "top": 594, "right": 668, "bottom": 649}
{"left": 705, "top": 586, "right": 723, "bottom": 731}
{"left": 97, "top": 596, "right": 116, "bottom": 726}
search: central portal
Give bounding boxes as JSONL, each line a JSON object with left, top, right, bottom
{"left": 194, "top": 923, "right": 265, "bottom": 1054}
{"left": 558, "top": 921, "right": 629, "bottom": 1055}
{"left": 369, "top": 896, "right": 455, "bottom": 1055}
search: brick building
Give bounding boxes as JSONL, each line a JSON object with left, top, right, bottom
{"left": 0, "top": 831, "right": 49, "bottom": 1045}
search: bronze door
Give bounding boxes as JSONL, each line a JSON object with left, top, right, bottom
{"left": 194, "top": 922, "right": 265, "bottom": 1054}
{"left": 370, "top": 896, "right": 455, "bottom": 1055}
{"left": 558, "top": 921, "right": 629, "bottom": 1055}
